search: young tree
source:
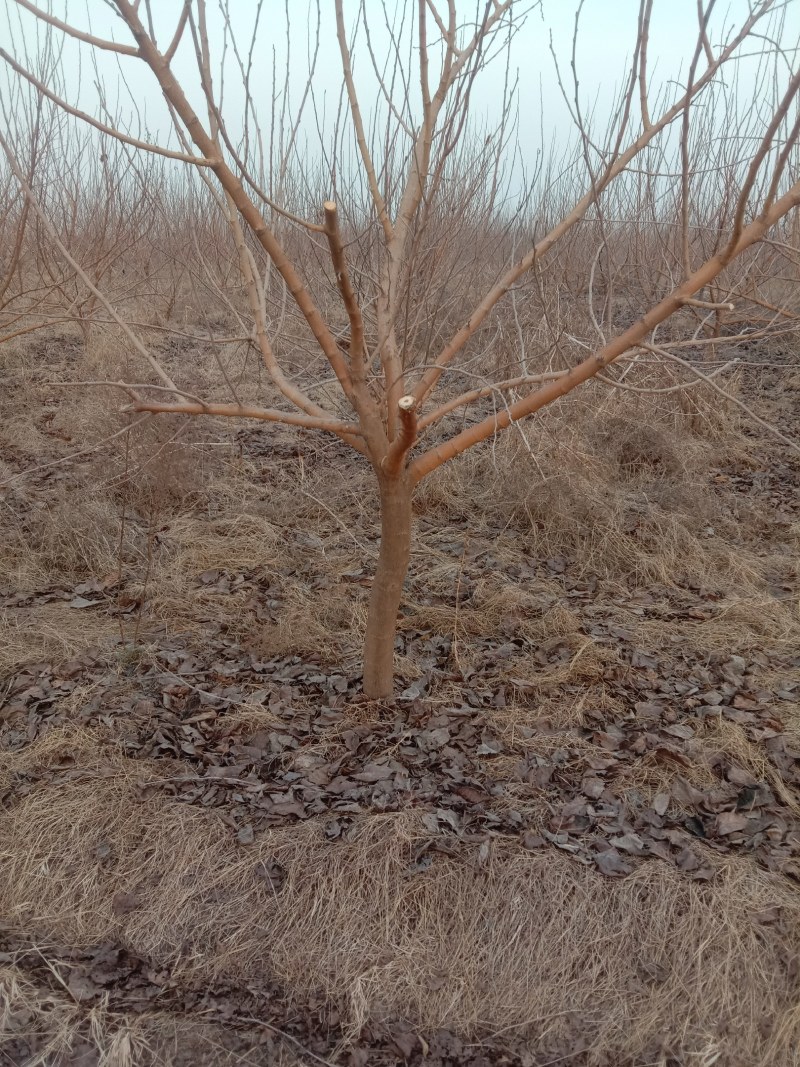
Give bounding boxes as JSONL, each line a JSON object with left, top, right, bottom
{"left": 2, "top": 0, "right": 799, "bottom": 697}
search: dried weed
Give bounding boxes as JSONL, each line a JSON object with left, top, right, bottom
{"left": 1, "top": 760, "right": 798, "bottom": 1065}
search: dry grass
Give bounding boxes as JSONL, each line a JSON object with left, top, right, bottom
{"left": 3, "top": 495, "right": 124, "bottom": 590}
{"left": 0, "top": 602, "right": 121, "bottom": 675}
{"left": 415, "top": 396, "right": 789, "bottom": 592}
{"left": 0, "top": 963, "right": 306, "bottom": 1066}
{"left": 2, "top": 328, "right": 800, "bottom": 1064}
{"left": 1, "top": 735, "right": 799, "bottom": 1065}
{"left": 1, "top": 964, "right": 151, "bottom": 1067}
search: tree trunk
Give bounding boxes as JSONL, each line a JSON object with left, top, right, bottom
{"left": 362, "top": 472, "right": 413, "bottom": 699}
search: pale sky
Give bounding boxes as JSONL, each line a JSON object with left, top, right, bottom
{"left": 2, "top": 0, "right": 798, "bottom": 194}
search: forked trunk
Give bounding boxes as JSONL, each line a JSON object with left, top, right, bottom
{"left": 362, "top": 472, "right": 413, "bottom": 699}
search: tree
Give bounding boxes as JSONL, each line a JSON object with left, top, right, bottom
{"left": 2, "top": 0, "right": 799, "bottom": 697}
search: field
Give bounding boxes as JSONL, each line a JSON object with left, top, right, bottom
{"left": 2, "top": 3, "right": 800, "bottom": 1062}
{"left": 1, "top": 323, "right": 799, "bottom": 1065}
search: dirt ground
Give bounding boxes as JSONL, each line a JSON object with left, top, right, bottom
{"left": 1, "top": 332, "right": 799, "bottom": 1065}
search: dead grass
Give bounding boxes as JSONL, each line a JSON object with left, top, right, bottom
{"left": 1, "top": 739, "right": 799, "bottom": 1065}
{"left": 415, "top": 402, "right": 787, "bottom": 593}
{"left": 3, "top": 337, "right": 794, "bottom": 657}
{"left": 2, "top": 329, "right": 800, "bottom": 1063}
{"left": 0, "top": 963, "right": 152, "bottom": 1067}
{"left": 3, "top": 494, "right": 124, "bottom": 590}
{"left": 0, "top": 963, "right": 306, "bottom": 1066}
{"left": 0, "top": 602, "right": 120, "bottom": 675}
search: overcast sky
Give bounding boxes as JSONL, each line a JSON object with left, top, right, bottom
{"left": 2, "top": 0, "right": 797, "bottom": 188}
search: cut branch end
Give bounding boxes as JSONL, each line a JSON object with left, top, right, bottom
{"left": 381, "top": 396, "right": 418, "bottom": 477}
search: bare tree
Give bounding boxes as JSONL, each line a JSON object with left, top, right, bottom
{"left": 2, "top": 0, "right": 799, "bottom": 697}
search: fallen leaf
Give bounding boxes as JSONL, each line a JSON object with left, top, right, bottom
{"left": 452, "top": 784, "right": 490, "bottom": 805}
{"left": 594, "top": 848, "right": 632, "bottom": 877}
{"left": 672, "top": 776, "right": 706, "bottom": 808}
{"left": 611, "top": 832, "right": 646, "bottom": 854}
{"left": 635, "top": 701, "right": 663, "bottom": 718}
{"left": 662, "top": 723, "right": 694, "bottom": 739}
{"left": 254, "top": 858, "right": 285, "bottom": 892}
{"left": 111, "top": 892, "right": 140, "bottom": 917}
{"left": 676, "top": 847, "right": 700, "bottom": 872}
{"left": 582, "top": 777, "right": 605, "bottom": 800}
{"left": 653, "top": 792, "right": 670, "bottom": 816}
{"left": 646, "top": 838, "right": 673, "bottom": 862}
{"left": 685, "top": 815, "right": 707, "bottom": 838}
{"left": 735, "top": 786, "right": 758, "bottom": 811}
{"left": 721, "top": 656, "right": 747, "bottom": 685}
{"left": 637, "top": 959, "right": 668, "bottom": 983}
{"left": 68, "top": 971, "right": 99, "bottom": 1003}
{"left": 270, "top": 799, "right": 306, "bottom": 818}
{"left": 421, "top": 808, "right": 460, "bottom": 834}
{"left": 68, "top": 596, "right": 101, "bottom": 610}
{"left": 353, "top": 763, "right": 393, "bottom": 783}
{"left": 437, "top": 808, "right": 461, "bottom": 831}
{"left": 530, "top": 764, "right": 554, "bottom": 788}
{"left": 690, "top": 867, "right": 715, "bottom": 881}
{"left": 751, "top": 907, "right": 781, "bottom": 924}
{"left": 417, "top": 727, "right": 450, "bottom": 750}
{"left": 726, "top": 766, "right": 757, "bottom": 787}
{"left": 717, "top": 812, "right": 750, "bottom": 835}
{"left": 594, "top": 731, "right": 623, "bottom": 752}
{"left": 400, "top": 679, "right": 427, "bottom": 700}
{"left": 94, "top": 841, "right": 113, "bottom": 862}
{"left": 390, "top": 1027, "right": 418, "bottom": 1059}
{"left": 408, "top": 852, "right": 433, "bottom": 874}
{"left": 522, "top": 831, "right": 545, "bottom": 850}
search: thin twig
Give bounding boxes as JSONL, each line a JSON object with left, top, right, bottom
{"left": 643, "top": 343, "right": 800, "bottom": 453}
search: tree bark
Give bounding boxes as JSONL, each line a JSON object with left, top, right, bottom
{"left": 362, "top": 472, "right": 414, "bottom": 699}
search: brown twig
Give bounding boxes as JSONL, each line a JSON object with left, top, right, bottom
{"left": 322, "top": 201, "right": 367, "bottom": 389}
{"left": 409, "top": 176, "right": 800, "bottom": 481}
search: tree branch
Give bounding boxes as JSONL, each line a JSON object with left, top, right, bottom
{"left": 418, "top": 370, "right": 568, "bottom": 430}
{"left": 381, "top": 395, "right": 418, "bottom": 476}
{"left": 323, "top": 200, "right": 367, "bottom": 385}
{"left": 334, "top": 0, "right": 394, "bottom": 244}
{"left": 109, "top": 0, "right": 357, "bottom": 409}
{"left": 0, "top": 127, "right": 182, "bottom": 397}
{"left": 409, "top": 176, "right": 800, "bottom": 482}
{"left": 164, "top": 0, "right": 191, "bottom": 64}
{"left": 14, "top": 0, "right": 139, "bottom": 55}
{"left": 0, "top": 49, "right": 212, "bottom": 165}
{"left": 409, "top": 0, "right": 778, "bottom": 409}
{"left": 644, "top": 343, "right": 800, "bottom": 453}
{"left": 123, "top": 398, "right": 362, "bottom": 436}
